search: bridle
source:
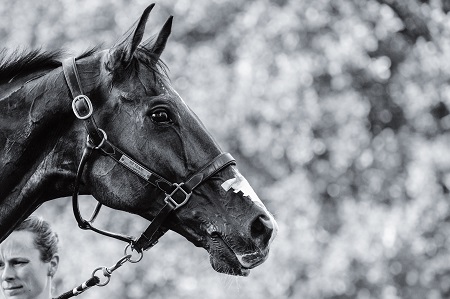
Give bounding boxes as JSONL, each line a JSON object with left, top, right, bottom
{"left": 62, "top": 57, "right": 236, "bottom": 252}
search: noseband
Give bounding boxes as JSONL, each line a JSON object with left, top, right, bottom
{"left": 63, "top": 57, "right": 236, "bottom": 252}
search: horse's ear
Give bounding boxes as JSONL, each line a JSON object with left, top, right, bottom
{"left": 107, "top": 4, "right": 155, "bottom": 72}
{"left": 144, "top": 16, "right": 173, "bottom": 60}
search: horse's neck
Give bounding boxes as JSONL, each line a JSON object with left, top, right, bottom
{"left": 0, "top": 67, "right": 83, "bottom": 242}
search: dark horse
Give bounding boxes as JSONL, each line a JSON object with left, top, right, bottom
{"left": 0, "top": 4, "right": 277, "bottom": 276}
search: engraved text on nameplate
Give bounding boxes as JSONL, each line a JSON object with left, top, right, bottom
{"left": 119, "top": 155, "right": 152, "bottom": 180}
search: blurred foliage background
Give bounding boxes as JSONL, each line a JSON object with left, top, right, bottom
{"left": 2, "top": 0, "right": 450, "bottom": 298}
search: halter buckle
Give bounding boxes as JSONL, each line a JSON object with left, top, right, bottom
{"left": 164, "top": 183, "right": 192, "bottom": 210}
{"left": 72, "top": 95, "right": 93, "bottom": 120}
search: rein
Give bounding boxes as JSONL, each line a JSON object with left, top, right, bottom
{"left": 63, "top": 56, "right": 236, "bottom": 252}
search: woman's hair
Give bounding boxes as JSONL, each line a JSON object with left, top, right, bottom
{"left": 15, "top": 216, "right": 59, "bottom": 263}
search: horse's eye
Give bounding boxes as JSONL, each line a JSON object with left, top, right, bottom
{"left": 151, "top": 109, "right": 171, "bottom": 123}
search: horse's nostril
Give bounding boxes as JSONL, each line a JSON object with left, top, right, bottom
{"left": 250, "top": 215, "right": 273, "bottom": 246}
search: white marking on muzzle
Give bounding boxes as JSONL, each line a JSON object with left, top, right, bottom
{"left": 221, "top": 168, "right": 278, "bottom": 245}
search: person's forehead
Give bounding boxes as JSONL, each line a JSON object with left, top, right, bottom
{"left": 0, "top": 231, "right": 36, "bottom": 259}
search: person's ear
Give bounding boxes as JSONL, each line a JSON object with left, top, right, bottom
{"left": 47, "top": 254, "right": 59, "bottom": 277}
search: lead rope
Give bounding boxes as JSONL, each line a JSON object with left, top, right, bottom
{"left": 53, "top": 244, "right": 143, "bottom": 299}
{"left": 53, "top": 136, "right": 144, "bottom": 299}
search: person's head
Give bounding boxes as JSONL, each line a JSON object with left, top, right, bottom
{"left": 0, "top": 216, "right": 59, "bottom": 299}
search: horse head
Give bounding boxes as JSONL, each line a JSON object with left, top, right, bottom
{"left": 0, "top": 4, "right": 277, "bottom": 277}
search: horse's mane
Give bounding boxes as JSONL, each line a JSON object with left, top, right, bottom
{"left": 0, "top": 46, "right": 168, "bottom": 85}
{"left": 0, "top": 48, "right": 97, "bottom": 84}
{"left": 0, "top": 49, "right": 62, "bottom": 84}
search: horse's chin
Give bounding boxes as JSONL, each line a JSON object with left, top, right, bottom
{"left": 207, "top": 236, "right": 251, "bottom": 277}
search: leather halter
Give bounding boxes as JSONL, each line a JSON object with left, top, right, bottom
{"left": 62, "top": 57, "right": 236, "bottom": 252}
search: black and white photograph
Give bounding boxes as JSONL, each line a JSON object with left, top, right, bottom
{"left": 1, "top": 1, "right": 449, "bottom": 299}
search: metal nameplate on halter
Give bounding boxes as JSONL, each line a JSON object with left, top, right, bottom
{"left": 72, "top": 95, "right": 93, "bottom": 120}
{"left": 119, "top": 155, "right": 152, "bottom": 180}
